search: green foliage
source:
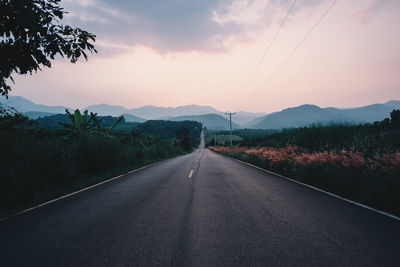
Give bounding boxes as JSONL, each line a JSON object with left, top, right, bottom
{"left": 0, "top": 103, "right": 31, "bottom": 129}
{"left": 60, "top": 109, "right": 91, "bottom": 133}
{"left": 219, "top": 113, "right": 400, "bottom": 154}
{"left": 137, "top": 120, "right": 202, "bottom": 140}
{"left": 130, "top": 129, "right": 146, "bottom": 147}
{"left": 0, "top": 111, "right": 202, "bottom": 217}
{"left": 391, "top": 110, "right": 400, "bottom": 129}
{"left": 175, "top": 127, "right": 192, "bottom": 151}
{"left": 210, "top": 129, "right": 276, "bottom": 141}
{"left": 35, "top": 113, "right": 129, "bottom": 130}
{"left": 0, "top": 0, "right": 97, "bottom": 96}
{"left": 205, "top": 133, "right": 243, "bottom": 146}
{"left": 87, "top": 112, "right": 124, "bottom": 134}
{"left": 107, "top": 115, "right": 124, "bottom": 132}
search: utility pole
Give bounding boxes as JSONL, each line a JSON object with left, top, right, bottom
{"left": 225, "top": 112, "right": 236, "bottom": 147}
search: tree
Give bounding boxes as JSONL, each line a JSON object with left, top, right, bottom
{"left": 60, "top": 109, "right": 124, "bottom": 136}
{"left": 0, "top": 0, "right": 97, "bottom": 97}
{"left": 176, "top": 127, "right": 192, "bottom": 151}
{"left": 0, "top": 102, "right": 30, "bottom": 130}
{"left": 390, "top": 109, "right": 400, "bottom": 129}
{"left": 60, "top": 109, "right": 92, "bottom": 136}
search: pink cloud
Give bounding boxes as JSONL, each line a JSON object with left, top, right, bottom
{"left": 353, "top": 0, "right": 400, "bottom": 24}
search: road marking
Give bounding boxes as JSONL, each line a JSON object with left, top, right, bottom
{"left": 196, "top": 160, "right": 198, "bottom": 162}
{"left": 209, "top": 149, "right": 400, "bottom": 222}
{"left": 0, "top": 161, "right": 165, "bottom": 222}
{"left": 188, "top": 170, "right": 194, "bottom": 178}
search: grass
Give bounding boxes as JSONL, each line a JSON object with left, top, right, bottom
{"left": 205, "top": 134, "right": 243, "bottom": 146}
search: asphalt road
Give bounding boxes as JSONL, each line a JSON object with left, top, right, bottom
{"left": 1, "top": 134, "right": 400, "bottom": 266}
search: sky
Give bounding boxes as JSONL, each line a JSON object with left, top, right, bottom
{"left": 9, "top": 0, "right": 400, "bottom": 113}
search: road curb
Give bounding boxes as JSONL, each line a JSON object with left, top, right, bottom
{"left": 210, "top": 149, "right": 400, "bottom": 222}
{"left": 0, "top": 161, "right": 164, "bottom": 223}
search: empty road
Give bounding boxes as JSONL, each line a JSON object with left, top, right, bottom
{"left": 1, "top": 134, "right": 400, "bottom": 266}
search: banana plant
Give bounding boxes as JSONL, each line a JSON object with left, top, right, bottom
{"left": 60, "top": 109, "right": 91, "bottom": 134}
{"left": 90, "top": 112, "right": 123, "bottom": 133}
{"left": 90, "top": 112, "right": 102, "bottom": 131}
{"left": 147, "top": 134, "right": 160, "bottom": 146}
{"left": 131, "top": 129, "right": 147, "bottom": 147}
{"left": 107, "top": 116, "right": 124, "bottom": 133}
{"left": 60, "top": 109, "right": 124, "bottom": 137}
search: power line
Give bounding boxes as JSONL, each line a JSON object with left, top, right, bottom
{"left": 235, "top": 0, "right": 297, "bottom": 102}
{"left": 251, "top": 0, "right": 339, "bottom": 99}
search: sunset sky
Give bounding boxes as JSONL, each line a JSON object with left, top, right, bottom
{"left": 10, "top": 0, "right": 400, "bottom": 113}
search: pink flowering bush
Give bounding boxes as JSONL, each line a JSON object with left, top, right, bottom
{"left": 209, "top": 146, "right": 399, "bottom": 176}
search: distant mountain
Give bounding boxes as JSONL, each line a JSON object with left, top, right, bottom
{"left": 0, "top": 96, "right": 70, "bottom": 114}
{"left": 168, "top": 114, "right": 239, "bottom": 130}
{"left": 384, "top": 100, "right": 400, "bottom": 110}
{"left": 247, "top": 105, "right": 356, "bottom": 129}
{"left": 128, "top": 104, "right": 222, "bottom": 119}
{"left": 84, "top": 103, "right": 267, "bottom": 124}
{"left": 121, "top": 114, "right": 146, "bottom": 123}
{"left": 324, "top": 104, "right": 396, "bottom": 123}
{"left": 234, "top": 111, "right": 267, "bottom": 125}
{"left": 3, "top": 95, "right": 399, "bottom": 129}
{"left": 84, "top": 104, "right": 130, "bottom": 117}
{"left": 1, "top": 96, "right": 265, "bottom": 125}
{"left": 23, "top": 111, "right": 57, "bottom": 119}
{"left": 247, "top": 102, "right": 399, "bottom": 129}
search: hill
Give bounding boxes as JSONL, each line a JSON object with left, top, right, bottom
{"left": 324, "top": 104, "right": 397, "bottom": 123}
{"left": 128, "top": 105, "right": 222, "bottom": 119}
{"left": 169, "top": 114, "right": 239, "bottom": 130}
{"left": 247, "top": 102, "right": 399, "bottom": 129}
{"left": 0, "top": 96, "right": 70, "bottom": 114}
{"left": 385, "top": 100, "right": 400, "bottom": 109}
{"left": 121, "top": 114, "right": 146, "bottom": 123}
{"left": 247, "top": 105, "right": 355, "bottom": 129}
{"left": 23, "top": 111, "right": 57, "bottom": 119}
{"left": 2, "top": 95, "right": 399, "bottom": 129}
{"left": 83, "top": 104, "right": 130, "bottom": 117}
{"left": 1, "top": 96, "right": 265, "bottom": 125}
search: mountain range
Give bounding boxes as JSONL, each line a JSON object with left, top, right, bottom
{"left": 1, "top": 95, "right": 399, "bottom": 130}
{"left": 168, "top": 114, "right": 240, "bottom": 131}
{"left": 246, "top": 101, "right": 400, "bottom": 129}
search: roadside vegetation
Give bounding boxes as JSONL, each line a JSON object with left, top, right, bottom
{"left": 207, "top": 110, "right": 400, "bottom": 216}
{"left": 0, "top": 106, "right": 202, "bottom": 217}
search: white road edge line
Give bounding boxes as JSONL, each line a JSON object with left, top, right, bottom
{"left": 212, "top": 150, "right": 400, "bottom": 222}
{"left": 188, "top": 170, "right": 194, "bottom": 178}
{"left": 0, "top": 161, "right": 164, "bottom": 222}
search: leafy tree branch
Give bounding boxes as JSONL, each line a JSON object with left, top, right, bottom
{"left": 0, "top": 0, "right": 97, "bottom": 97}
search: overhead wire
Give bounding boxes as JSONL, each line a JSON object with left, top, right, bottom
{"left": 250, "top": 0, "right": 339, "bottom": 99}
{"left": 237, "top": 0, "right": 297, "bottom": 99}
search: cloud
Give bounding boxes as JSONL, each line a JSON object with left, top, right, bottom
{"left": 61, "top": 0, "right": 328, "bottom": 53}
{"left": 353, "top": 0, "right": 400, "bottom": 24}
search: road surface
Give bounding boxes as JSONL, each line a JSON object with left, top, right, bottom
{"left": 1, "top": 133, "right": 400, "bottom": 266}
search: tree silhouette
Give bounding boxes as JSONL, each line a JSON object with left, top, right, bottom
{"left": 0, "top": 0, "right": 97, "bottom": 97}
{"left": 390, "top": 109, "right": 400, "bottom": 129}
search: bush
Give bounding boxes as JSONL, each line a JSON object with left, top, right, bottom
{"left": 0, "top": 112, "right": 202, "bottom": 217}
